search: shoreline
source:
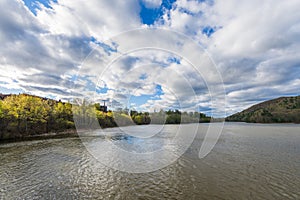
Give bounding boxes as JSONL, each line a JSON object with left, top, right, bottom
{"left": 1, "top": 121, "right": 299, "bottom": 144}
{"left": 0, "top": 129, "right": 79, "bottom": 144}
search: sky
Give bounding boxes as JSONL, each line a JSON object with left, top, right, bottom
{"left": 0, "top": 0, "right": 299, "bottom": 117}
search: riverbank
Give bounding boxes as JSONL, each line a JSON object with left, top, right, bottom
{"left": 0, "top": 129, "right": 79, "bottom": 144}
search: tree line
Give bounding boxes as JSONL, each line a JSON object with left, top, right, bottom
{"left": 0, "top": 94, "right": 212, "bottom": 140}
{"left": 0, "top": 94, "right": 74, "bottom": 140}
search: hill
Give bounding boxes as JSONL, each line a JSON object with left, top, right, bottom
{"left": 226, "top": 96, "right": 300, "bottom": 123}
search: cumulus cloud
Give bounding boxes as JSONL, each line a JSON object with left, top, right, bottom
{"left": 157, "top": 0, "right": 300, "bottom": 115}
{"left": 36, "top": 0, "right": 142, "bottom": 40}
{"left": 0, "top": 0, "right": 299, "bottom": 116}
{"left": 91, "top": 48, "right": 211, "bottom": 113}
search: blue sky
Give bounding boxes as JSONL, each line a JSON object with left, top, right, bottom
{"left": 0, "top": 0, "right": 299, "bottom": 116}
{"left": 139, "top": 0, "right": 176, "bottom": 25}
{"left": 23, "top": 0, "right": 57, "bottom": 14}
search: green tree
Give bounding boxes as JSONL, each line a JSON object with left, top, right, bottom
{"left": 2, "top": 94, "right": 49, "bottom": 135}
{"left": 53, "top": 102, "right": 74, "bottom": 130}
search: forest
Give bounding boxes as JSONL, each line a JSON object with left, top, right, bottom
{"left": 0, "top": 94, "right": 211, "bottom": 140}
{"left": 226, "top": 96, "right": 300, "bottom": 123}
{"left": 0, "top": 94, "right": 74, "bottom": 140}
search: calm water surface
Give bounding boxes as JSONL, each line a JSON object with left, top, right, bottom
{"left": 0, "top": 123, "right": 300, "bottom": 199}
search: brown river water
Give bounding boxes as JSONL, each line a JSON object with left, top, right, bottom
{"left": 0, "top": 123, "right": 299, "bottom": 199}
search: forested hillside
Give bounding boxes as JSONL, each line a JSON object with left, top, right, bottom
{"left": 226, "top": 96, "right": 300, "bottom": 123}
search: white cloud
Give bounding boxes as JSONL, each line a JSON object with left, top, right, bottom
{"left": 141, "top": 0, "right": 162, "bottom": 8}
{"left": 36, "top": 0, "right": 142, "bottom": 40}
{"left": 158, "top": 0, "right": 300, "bottom": 115}
{"left": 0, "top": 0, "right": 299, "bottom": 116}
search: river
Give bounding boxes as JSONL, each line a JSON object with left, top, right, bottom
{"left": 0, "top": 123, "right": 299, "bottom": 199}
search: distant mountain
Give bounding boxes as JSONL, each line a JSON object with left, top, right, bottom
{"left": 226, "top": 96, "right": 300, "bottom": 123}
